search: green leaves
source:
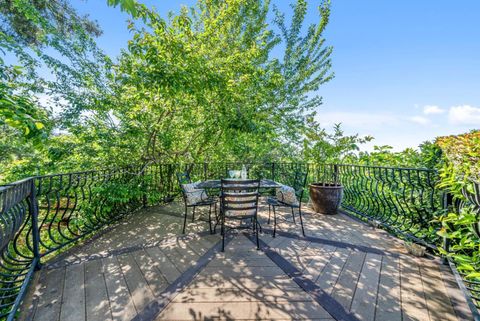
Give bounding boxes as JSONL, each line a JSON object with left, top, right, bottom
{"left": 107, "top": 0, "right": 139, "bottom": 17}
{"left": 0, "top": 82, "right": 49, "bottom": 140}
{"left": 1, "top": 0, "right": 335, "bottom": 181}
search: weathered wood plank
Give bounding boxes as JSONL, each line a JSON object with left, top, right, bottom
{"left": 33, "top": 267, "right": 65, "bottom": 321}
{"left": 172, "top": 287, "right": 312, "bottom": 303}
{"left": 116, "top": 253, "right": 155, "bottom": 312}
{"left": 375, "top": 255, "right": 401, "bottom": 321}
{"left": 300, "top": 245, "right": 337, "bottom": 281}
{"left": 419, "top": 258, "right": 458, "bottom": 321}
{"left": 439, "top": 262, "right": 475, "bottom": 321}
{"left": 60, "top": 263, "right": 86, "bottom": 321}
{"left": 400, "top": 256, "right": 430, "bottom": 321}
{"left": 103, "top": 256, "right": 137, "bottom": 321}
{"left": 350, "top": 253, "right": 382, "bottom": 321}
{"left": 131, "top": 249, "right": 169, "bottom": 296}
{"left": 199, "top": 265, "right": 285, "bottom": 278}
{"left": 85, "top": 259, "right": 112, "bottom": 321}
{"left": 171, "top": 241, "right": 201, "bottom": 272}
{"left": 157, "top": 300, "right": 331, "bottom": 320}
{"left": 185, "top": 237, "right": 210, "bottom": 256}
{"left": 315, "top": 248, "right": 350, "bottom": 294}
{"left": 188, "top": 274, "right": 299, "bottom": 290}
{"left": 144, "top": 246, "right": 181, "bottom": 284}
{"left": 331, "top": 250, "right": 366, "bottom": 309}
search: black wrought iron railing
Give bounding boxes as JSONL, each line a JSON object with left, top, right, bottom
{"left": 335, "top": 164, "right": 441, "bottom": 248}
{"left": 0, "top": 161, "right": 477, "bottom": 319}
{"left": 0, "top": 163, "right": 180, "bottom": 320}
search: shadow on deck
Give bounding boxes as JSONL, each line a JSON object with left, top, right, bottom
{"left": 19, "top": 201, "right": 473, "bottom": 321}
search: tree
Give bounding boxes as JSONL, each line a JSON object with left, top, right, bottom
{"left": 1, "top": 0, "right": 335, "bottom": 181}
{"left": 273, "top": 0, "right": 334, "bottom": 144}
{"left": 0, "top": 0, "right": 111, "bottom": 181}
{"left": 303, "top": 122, "right": 373, "bottom": 163}
{"left": 79, "top": 0, "right": 335, "bottom": 165}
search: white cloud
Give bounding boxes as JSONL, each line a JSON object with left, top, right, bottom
{"left": 448, "top": 105, "right": 480, "bottom": 125}
{"left": 409, "top": 116, "right": 430, "bottom": 125}
{"left": 423, "top": 105, "right": 445, "bottom": 115}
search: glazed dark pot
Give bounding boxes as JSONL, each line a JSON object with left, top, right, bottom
{"left": 309, "top": 183, "right": 343, "bottom": 215}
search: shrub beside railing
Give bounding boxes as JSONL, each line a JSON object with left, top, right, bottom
{"left": 439, "top": 180, "right": 480, "bottom": 317}
{"left": 0, "top": 161, "right": 477, "bottom": 319}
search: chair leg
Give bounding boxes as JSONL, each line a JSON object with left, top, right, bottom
{"left": 298, "top": 207, "right": 305, "bottom": 236}
{"left": 221, "top": 212, "right": 226, "bottom": 252}
{"left": 208, "top": 204, "right": 213, "bottom": 234}
{"left": 291, "top": 207, "right": 296, "bottom": 224}
{"left": 182, "top": 205, "right": 188, "bottom": 234}
{"left": 273, "top": 206, "right": 277, "bottom": 238}
{"left": 192, "top": 207, "right": 196, "bottom": 222}
{"left": 255, "top": 216, "right": 260, "bottom": 250}
{"left": 267, "top": 204, "right": 271, "bottom": 224}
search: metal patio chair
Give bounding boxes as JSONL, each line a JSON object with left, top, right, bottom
{"left": 219, "top": 179, "right": 261, "bottom": 251}
{"left": 267, "top": 170, "right": 308, "bottom": 237}
{"left": 177, "top": 172, "right": 218, "bottom": 234}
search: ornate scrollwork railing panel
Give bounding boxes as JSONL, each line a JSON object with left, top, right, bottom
{"left": 337, "top": 164, "right": 441, "bottom": 247}
{"left": 0, "top": 180, "right": 38, "bottom": 320}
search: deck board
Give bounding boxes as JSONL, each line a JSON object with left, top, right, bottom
{"left": 117, "top": 253, "right": 155, "bottom": 312}
{"left": 144, "top": 246, "right": 182, "bottom": 284}
{"left": 103, "top": 256, "right": 137, "bottom": 321}
{"left": 375, "top": 255, "right": 402, "bottom": 321}
{"left": 400, "top": 256, "right": 431, "bottom": 321}
{"left": 331, "top": 251, "right": 366, "bottom": 309}
{"left": 60, "top": 263, "right": 86, "bottom": 321}
{"left": 84, "top": 259, "right": 112, "bottom": 321}
{"left": 350, "top": 253, "right": 382, "bottom": 321}
{"left": 19, "top": 202, "right": 471, "bottom": 321}
{"left": 32, "top": 267, "right": 65, "bottom": 321}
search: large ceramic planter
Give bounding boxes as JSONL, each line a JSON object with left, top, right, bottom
{"left": 309, "top": 183, "right": 343, "bottom": 215}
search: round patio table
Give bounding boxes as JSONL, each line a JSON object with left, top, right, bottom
{"left": 196, "top": 179, "right": 282, "bottom": 189}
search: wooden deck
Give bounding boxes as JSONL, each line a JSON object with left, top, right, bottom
{"left": 19, "top": 201, "right": 474, "bottom": 321}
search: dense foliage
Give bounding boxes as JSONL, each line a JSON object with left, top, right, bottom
{"left": 1, "top": 0, "right": 335, "bottom": 182}
{"left": 436, "top": 131, "right": 480, "bottom": 283}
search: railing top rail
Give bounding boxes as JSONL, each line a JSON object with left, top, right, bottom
{"left": 334, "top": 163, "right": 437, "bottom": 172}
{"left": 1, "top": 162, "right": 440, "bottom": 188}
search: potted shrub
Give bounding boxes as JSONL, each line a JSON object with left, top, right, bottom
{"left": 309, "top": 182, "right": 343, "bottom": 215}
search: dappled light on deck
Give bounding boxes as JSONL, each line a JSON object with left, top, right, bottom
{"left": 18, "top": 202, "right": 471, "bottom": 321}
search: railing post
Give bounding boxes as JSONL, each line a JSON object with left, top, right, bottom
{"left": 141, "top": 168, "right": 148, "bottom": 208}
{"left": 442, "top": 192, "right": 453, "bottom": 264}
{"left": 333, "top": 164, "right": 339, "bottom": 184}
{"left": 28, "top": 178, "right": 41, "bottom": 270}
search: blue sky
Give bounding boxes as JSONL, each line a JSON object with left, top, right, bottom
{"left": 71, "top": 0, "right": 480, "bottom": 151}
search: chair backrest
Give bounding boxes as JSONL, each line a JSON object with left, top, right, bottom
{"left": 177, "top": 172, "right": 191, "bottom": 186}
{"left": 292, "top": 171, "right": 308, "bottom": 200}
{"left": 221, "top": 179, "right": 260, "bottom": 218}
{"left": 176, "top": 172, "right": 191, "bottom": 200}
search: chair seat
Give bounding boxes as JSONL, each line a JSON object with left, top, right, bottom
{"left": 224, "top": 213, "right": 256, "bottom": 220}
{"left": 266, "top": 196, "right": 300, "bottom": 208}
{"left": 189, "top": 198, "right": 218, "bottom": 207}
